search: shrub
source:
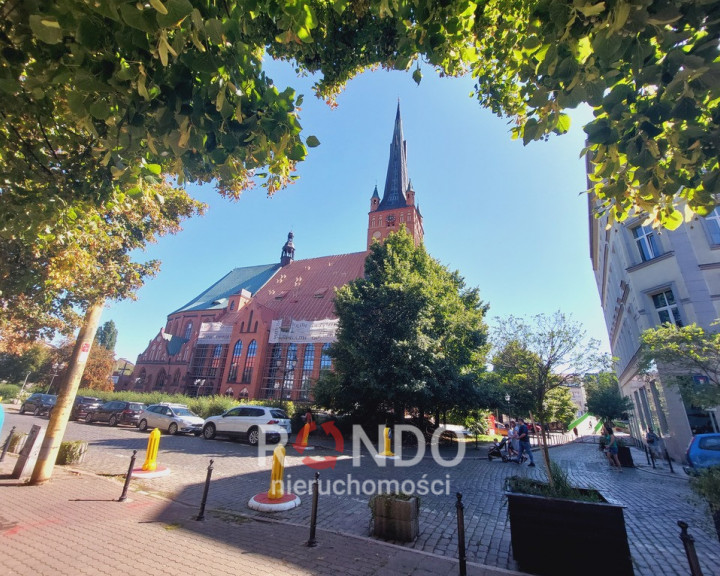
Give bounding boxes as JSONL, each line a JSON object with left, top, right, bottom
{"left": 56, "top": 441, "right": 88, "bottom": 465}
{"left": 689, "top": 466, "right": 720, "bottom": 511}
{"left": 505, "top": 462, "right": 602, "bottom": 503}
{"left": 0, "top": 383, "right": 20, "bottom": 402}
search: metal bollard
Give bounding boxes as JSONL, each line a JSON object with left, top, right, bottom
{"left": 665, "top": 448, "right": 675, "bottom": 473}
{"left": 678, "top": 521, "right": 704, "bottom": 576}
{"left": 118, "top": 450, "right": 137, "bottom": 502}
{"left": 644, "top": 444, "right": 651, "bottom": 466}
{"left": 196, "top": 459, "right": 214, "bottom": 521}
{"left": 456, "top": 492, "right": 467, "bottom": 576}
{"left": 0, "top": 426, "right": 16, "bottom": 462}
{"left": 306, "top": 471, "right": 320, "bottom": 547}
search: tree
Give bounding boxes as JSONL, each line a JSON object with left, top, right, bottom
{"left": 585, "top": 372, "right": 633, "bottom": 425}
{"left": 492, "top": 311, "right": 602, "bottom": 477}
{"left": 95, "top": 320, "right": 118, "bottom": 352}
{"left": 544, "top": 386, "right": 577, "bottom": 428}
{"left": 639, "top": 323, "right": 720, "bottom": 408}
{"left": 53, "top": 340, "right": 115, "bottom": 392}
{"left": 313, "top": 228, "right": 489, "bottom": 422}
{"left": 0, "top": 344, "right": 51, "bottom": 384}
{"left": 2, "top": 0, "right": 718, "bottom": 240}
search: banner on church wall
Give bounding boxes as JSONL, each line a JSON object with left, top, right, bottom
{"left": 269, "top": 319, "right": 339, "bottom": 343}
{"left": 197, "top": 322, "right": 233, "bottom": 345}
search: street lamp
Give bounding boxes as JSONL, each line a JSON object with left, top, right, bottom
{"left": 46, "top": 363, "right": 63, "bottom": 394}
{"left": 505, "top": 393, "right": 511, "bottom": 421}
{"left": 195, "top": 379, "right": 206, "bottom": 398}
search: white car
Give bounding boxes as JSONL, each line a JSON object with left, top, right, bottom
{"left": 137, "top": 403, "right": 205, "bottom": 435}
{"left": 201, "top": 405, "right": 291, "bottom": 446}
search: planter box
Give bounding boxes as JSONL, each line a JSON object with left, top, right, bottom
{"left": 371, "top": 496, "right": 419, "bottom": 542}
{"left": 506, "top": 489, "right": 633, "bottom": 576}
{"left": 618, "top": 445, "right": 634, "bottom": 468}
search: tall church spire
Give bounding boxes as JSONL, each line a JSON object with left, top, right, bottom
{"left": 378, "top": 102, "right": 409, "bottom": 210}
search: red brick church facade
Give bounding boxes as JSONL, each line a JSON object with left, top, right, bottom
{"left": 120, "top": 105, "right": 423, "bottom": 400}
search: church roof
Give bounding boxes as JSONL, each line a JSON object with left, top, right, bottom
{"left": 378, "top": 103, "right": 409, "bottom": 211}
{"left": 253, "top": 252, "right": 367, "bottom": 321}
{"left": 171, "top": 263, "right": 282, "bottom": 314}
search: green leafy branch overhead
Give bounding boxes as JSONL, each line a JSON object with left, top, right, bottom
{"left": 3, "top": 0, "right": 719, "bottom": 250}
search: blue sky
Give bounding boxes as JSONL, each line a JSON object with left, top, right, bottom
{"left": 102, "top": 60, "right": 611, "bottom": 363}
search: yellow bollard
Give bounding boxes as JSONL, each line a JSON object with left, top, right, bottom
{"left": 267, "top": 444, "right": 286, "bottom": 499}
{"left": 142, "top": 428, "right": 161, "bottom": 471}
{"left": 380, "top": 425, "right": 395, "bottom": 457}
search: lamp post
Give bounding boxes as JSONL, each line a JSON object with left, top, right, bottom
{"left": 46, "top": 363, "right": 62, "bottom": 394}
{"left": 195, "top": 379, "right": 206, "bottom": 398}
{"left": 505, "top": 393, "right": 511, "bottom": 422}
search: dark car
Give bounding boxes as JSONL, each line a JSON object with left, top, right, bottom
{"left": 19, "top": 393, "right": 57, "bottom": 416}
{"left": 70, "top": 396, "right": 103, "bottom": 421}
{"left": 85, "top": 400, "right": 146, "bottom": 426}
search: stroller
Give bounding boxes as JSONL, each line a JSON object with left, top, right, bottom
{"left": 487, "top": 436, "right": 526, "bottom": 463}
{"left": 488, "top": 437, "right": 511, "bottom": 462}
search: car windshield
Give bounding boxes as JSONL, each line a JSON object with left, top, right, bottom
{"left": 270, "top": 409, "right": 289, "bottom": 419}
{"left": 128, "top": 403, "right": 144, "bottom": 411}
{"left": 42, "top": 395, "right": 57, "bottom": 403}
{"left": 174, "top": 408, "right": 196, "bottom": 417}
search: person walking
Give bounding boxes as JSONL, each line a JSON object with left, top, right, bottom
{"left": 604, "top": 426, "right": 622, "bottom": 472}
{"left": 516, "top": 418, "right": 535, "bottom": 467}
{"left": 507, "top": 420, "right": 519, "bottom": 459}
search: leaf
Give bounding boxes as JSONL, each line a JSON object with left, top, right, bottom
{"left": 29, "top": 15, "right": 64, "bottom": 45}
{"left": 661, "top": 209, "right": 683, "bottom": 230}
{"left": 146, "top": 164, "right": 162, "bottom": 175}
{"left": 412, "top": 68, "right": 423, "bottom": 85}
{"left": 555, "top": 114, "right": 571, "bottom": 134}
{"left": 306, "top": 135, "right": 320, "bottom": 147}
{"left": 89, "top": 101, "right": 111, "bottom": 120}
{"left": 577, "top": 3, "right": 606, "bottom": 17}
{"left": 149, "top": 0, "right": 169, "bottom": 15}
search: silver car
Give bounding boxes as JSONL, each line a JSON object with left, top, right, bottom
{"left": 201, "top": 405, "right": 291, "bottom": 445}
{"left": 137, "top": 403, "right": 205, "bottom": 435}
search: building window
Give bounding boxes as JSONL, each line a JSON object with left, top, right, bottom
{"left": 706, "top": 207, "right": 720, "bottom": 245}
{"left": 242, "top": 340, "right": 257, "bottom": 383}
{"left": 189, "top": 344, "right": 211, "bottom": 377}
{"left": 228, "top": 340, "right": 243, "bottom": 382}
{"left": 632, "top": 224, "right": 661, "bottom": 261}
{"left": 184, "top": 321, "right": 193, "bottom": 340}
{"left": 652, "top": 289, "right": 683, "bottom": 326}
{"left": 299, "top": 345, "right": 314, "bottom": 401}
{"left": 320, "top": 343, "right": 332, "bottom": 371}
{"left": 208, "top": 344, "right": 223, "bottom": 378}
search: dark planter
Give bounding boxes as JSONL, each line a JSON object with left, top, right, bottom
{"left": 506, "top": 489, "right": 634, "bottom": 576}
{"left": 618, "top": 445, "right": 634, "bottom": 468}
{"left": 370, "top": 495, "right": 419, "bottom": 542}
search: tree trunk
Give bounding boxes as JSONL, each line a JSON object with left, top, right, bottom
{"left": 29, "top": 301, "right": 104, "bottom": 485}
{"left": 531, "top": 410, "right": 553, "bottom": 487}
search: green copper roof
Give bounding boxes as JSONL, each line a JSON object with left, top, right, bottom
{"left": 171, "top": 263, "right": 282, "bottom": 314}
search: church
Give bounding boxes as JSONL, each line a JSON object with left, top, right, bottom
{"left": 120, "top": 105, "right": 424, "bottom": 400}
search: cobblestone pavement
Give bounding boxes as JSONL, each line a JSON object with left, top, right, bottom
{"left": 3, "top": 409, "right": 720, "bottom": 575}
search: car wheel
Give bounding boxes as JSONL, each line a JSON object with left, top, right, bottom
{"left": 168, "top": 422, "right": 178, "bottom": 435}
{"left": 138, "top": 419, "right": 148, "bottom": 432}
{"left": 19, "top": 405, "right": 26, "bottom": 415}
{"left": 34, "top": 407, "right": 41, "bottom": 416}
{"left": 109, "top": 414, "right": 118, "bottom": 426}
{"left": 85, "top": 413, "right": 93, "bottom": 423}
{"left": 202, "top": 423, "right": 216, "bottom": 440}
{"left": 247, "top": 427, "right": 260, "bottom": 446}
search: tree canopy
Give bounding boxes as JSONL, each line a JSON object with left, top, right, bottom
{"left": 2, "top": 0, "right": 718, "bottom": 251}
{"left": 639, "top": 323, "right": 720, "bottom": 408}
{"left": 95, "top": 320, "right": 118, "bottom": 351}
{"left": 585, "top": 371, "right": 633, "bottom": 423}
{"left": 313, "top": 228, "right": 490, "bottom": 421}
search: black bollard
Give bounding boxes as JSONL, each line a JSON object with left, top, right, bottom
{"left": 644, "top": 444, "right": 651, "bottom": 466}
{"left": 118, "top": 450, "right": 137, "bottom": 502}
{"left": 456, "top": 492, "right": 467, "bottom": 576}
{"left": 0, "top": 426, "right": 16, "bottom": 462}
{"left": 306, "top": 472, "right": 320, "bottom": 547}
{"left": 665, "top": 448, "right": 675, "bottom": 473}
{"left": 678, "top": 521, "right": 704, "bottom": 576}
{"left": 196, "top": 459, "right": 214, "bottom": 521}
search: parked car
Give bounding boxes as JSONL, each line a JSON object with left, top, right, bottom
{"left": 67, "top": 396, "right": 103, "bottom": 421}
{"left": 85, "top": 401, "right": 146, "bottom": 426}
{"left": 137, "top": 403, "right": 204, "bottom": 435}
{"left": 201, "top": 405, "right": 291, "bottom": 445}
{"left": 19, "top": 393, "right": 57, "bottom": 416}
{"left": 685, "top": 433, "right": 720, "bottom": 471}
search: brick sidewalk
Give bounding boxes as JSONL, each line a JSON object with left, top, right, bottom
{"left": 0, "top": 455, "right": 525, "bottom": 576}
